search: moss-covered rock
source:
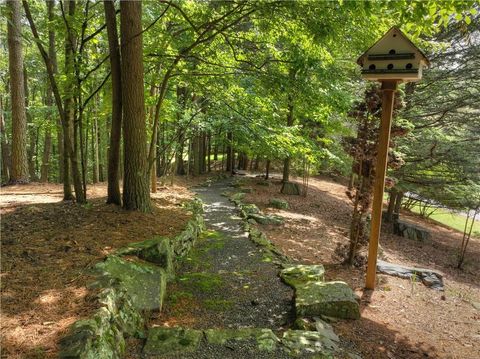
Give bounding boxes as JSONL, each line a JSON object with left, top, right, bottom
{"left": 393, "top": 220, "right": 430, "bottom": 241}
{"left": 60, "top": 197, "right": 205, "bottom": 359}
{"left": 269, "top": 198, "right": 289, "bottom": 209}
{"left": 204, "top": 328, "right": 279, "bottom": 352}
{"left": 240, "top": 203, "right": 260, "bottom": 216}
{"left": 248, "top": 213, "right": 284, "bottom": 225}
{"left": 172, "top": 215, "right": 205, "bottom": 257}
{"left": 295, "top": 281, "right": 360, "bottom": 320}
{"left": 59, "top": 285, "right": 143, "bottom": 359}
{"left": 281, "top": 330, "right": 338, "bottom": 356}
{"left": 138, "top": 237, "right": 173, "bottom": 276}
{"left": 95, "top": 256, "right": 167, "bottom": 311}
{"left": 231, "top": 192, "right": 246, "bottom": 203}
{"left": 239, "top": 187, "right": 253, "bottom": 193}
{"left": 143, "top": 327, "right": 202, "bottom": 356}
{"left": 280, "top": 264, "right": 325, "bottom": 288}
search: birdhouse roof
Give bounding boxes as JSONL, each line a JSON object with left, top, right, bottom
{"left": 357, "top": 27, "right": 430, "bottom": 67}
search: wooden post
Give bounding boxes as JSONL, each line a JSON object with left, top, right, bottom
{"left": 365, "top": 80, "right": 398, "bottom": 290}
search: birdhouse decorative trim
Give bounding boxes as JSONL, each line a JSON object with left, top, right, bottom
{"left": 357, "top": 27, "right": 430, "bottom": 82}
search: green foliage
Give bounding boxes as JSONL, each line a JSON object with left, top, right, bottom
{"left": 2, "top": 0, "right": 477, "bottom": 198}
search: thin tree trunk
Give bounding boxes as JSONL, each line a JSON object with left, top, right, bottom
{"left": 282, "top": 94, "right": 294, "bottom": 183}
{"left": 120, "top": 0, "right": 151, "bottom": 212}
{"left": 265, "top": 159, "right": 270, "bottom": 180}
{"left": 104, "top": 0, "right": 122, "bottom": 204}
{"left": 27, "top": 126, "right": 37, "bottom": 180}
{"left": 150, "top": 123, "right": 157, "bottom": 193}
{"left": 394, "top": 191, "right": 404, "bottom": 215}
{"left": 64, "top": 0, "right": 85, "bottom": 202}
{"left": 213, "top": 135, "right": 218, "bottom": 161}
{"left": 93, "top": 118, "right": 100, "bottom": 183}
{"left": 175, "top": 86, "right": 186, "bottom": 175}
{"left": 148, "top": 66, "right": 159, "bottom": 193}
{"left": 41, "top": 84, "right": 53, "bottom": 182}
{"left": 207, "top": 132, "right": 211, "bottom": 172}
{"left": 226, "top": 131, "right": 232, "bottom": 172}
{"left": 385, "top": 187, "right": 397, "bottom": 222}
{"left": 7, "top": 0, "right": 29, "bottom": 183}
{"left": 43, "top": 0, "right": 57, "bottom": 183}
{"left": 0, "top": 96, "right": 11, "bottom": 182}
{"left": 23, "top": 0, "right": 73, "bottom": 197}
{"left": 40, "top": 129, "right": 52, "bottom": 182}
{"left": 24, "top": 67, "right": 37, "bottom": 181}
{"left": 192, "top": 132, "right": 200, "bottom": 176}
{"left": 457, "top": 209, "right": 478, "bottom": 269}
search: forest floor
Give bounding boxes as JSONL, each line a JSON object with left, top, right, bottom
{"left": 0, "top": 176, "right": 208, "bottom": 359}
{"left": 240, "top": 174, "right": 480, "bottom": 359}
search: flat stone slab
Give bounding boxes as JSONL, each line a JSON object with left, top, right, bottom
{"left": 115, "top": 236, "right": 173, "bottom": 276}
{"left": 95, "top": 255, "right": 167, "bottom": 310}
{"left": 281, "top": 330, "right": 339, "bottom": 355}
{"left": 269, "top": 198, "right": 289, "bottom": 209}
{"left": 204, "top": 328, "right": 279, "bottom": 352}
{"left": 280, "top": 265, "right": 325, "bottom": 288}
{"left": 295, "top": 281, "right": 360, "bottom": 319}
{"left": 240, "top": 203, "right": 260, "bottom": 216}
{"left": 393, "top": 220, "right": 430, "bottom": 241}
{"left": 248, "top": 213, "right": 284, "bottom": 225}
{"left": 377, "top": 260, "right": 444, "bottom": 290}
{"left": 144, "top": 327, "right": 202, "bottom": 356}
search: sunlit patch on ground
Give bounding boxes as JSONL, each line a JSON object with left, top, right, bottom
{"left": 242, "top": 174, "right": 480, "bottom": 359}
{"left": 0, "top": 179, "right": 202, "bottom": 358}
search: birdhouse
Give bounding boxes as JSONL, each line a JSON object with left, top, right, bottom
{"left": 357, "top": 27, "right": 430, "bottom": 82}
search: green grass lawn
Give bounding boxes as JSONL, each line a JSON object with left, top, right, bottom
{"left": 407, "top": 203, "right": 480, "bottom": 236}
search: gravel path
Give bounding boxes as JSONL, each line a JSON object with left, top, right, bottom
{"left": 152, "top": 178, "right": 295, "bottom": 331}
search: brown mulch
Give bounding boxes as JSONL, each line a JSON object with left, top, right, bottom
{"left": 242, "top": 174, "right": 480, "bottom": 359}
{"left": 0, "top": 180, "right": 199, "bottom": 359}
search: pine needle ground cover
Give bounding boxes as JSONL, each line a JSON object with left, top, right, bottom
{"left": 0, "top": 181, "right": 196, "bottom": 358}
{"left": 241, "top": 175, "right": 480, "bottom": 359}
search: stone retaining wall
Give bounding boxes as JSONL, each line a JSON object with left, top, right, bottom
{"left": 393, "top": 220, "right": 430, "bottom": 241}
{"left": 59, "top": 199, "right": 205, "bottom": 358}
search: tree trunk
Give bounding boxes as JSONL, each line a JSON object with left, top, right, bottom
{"left": 27, "top": 125, "right": 37, "bottom": 180}
{"left": 207, "top": 132, "right": 211, "bottom": 172}
{"left": 40, "top": 129, "right": 52, "bottom": 182}
{"left": 148, "top": 68, "right": 159, "bottom": 193}
{"left": 192, "top": 132, "right": 201, "bottom": 176}
{"left": 120, "top": 0, "right": 151, "bottom": 212}
{"left": 175, "top": 86, "right": 186, "bottom": 175}
{"left": 0, "top": 96, "right": 11, "bottom": 182}
{"left": 104, "top": 0, "right": 122, "bottom": 204}
{"left": 226, "top": 131, "right": 233, "bottom": 173}
{"left": 23, "top": 0, "right": 73, "bottom": 197}
{"left": 393, "top": 191, "right": 404, "bottom": 216}
{"left": 213, "top": 136, "right": 218, "bottom": 161}
{"left": 282, "top": 95, "right": 294, "bottom": 183}
{"left": 93, "top": 118, "right": 100, "bottom": 183}
{"left": 42, "top": 0, "right": 56, "bottom": 183}
{"left": 385, "top": 187, "right": 397, "bottom": 222}
{"left": 265, "top": 159, "right": 270, "bottom": 180}
{"left": 64, "top": 0, "right": 85, "bottom": 202}
{"left": 150, "top": 124, "right": 157, "bottom": 193}
{"left": 7, "top": 0, "right": 29, "bottom": 183}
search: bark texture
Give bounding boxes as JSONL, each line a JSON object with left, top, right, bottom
{"left": 7, "top": 0, "right": 29, "bottom": 183}
{"left": 104, "top": 0, "right": 122, "bottom": 205}
{"left": 120, "top": 0, "right": 151, "bottom": 212}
